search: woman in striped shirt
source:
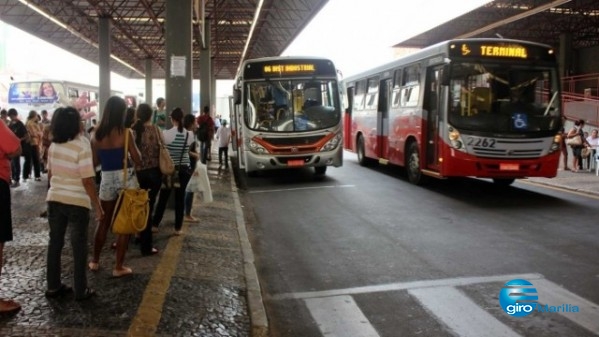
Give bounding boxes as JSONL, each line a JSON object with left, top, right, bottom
{"left": 152, "top": 107, "right": 194, "bottom": 235}
{"left": 46, "top": 106, "right": 103, "bottom": 300}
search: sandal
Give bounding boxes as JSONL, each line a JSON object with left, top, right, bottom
{"left": 88, "top": 261, "right": 99, "bottom": 271}
{"left": 112, "top": 267, "right": 133, "bottom": 278}
{"left": 45, "top": 284, "right": 73, "bottom": 298}
{"left": 75, "top": 288, "right": 96, "bottom": 301}
{"left": 0, "top": 299, "right": 21, "bottom": 314}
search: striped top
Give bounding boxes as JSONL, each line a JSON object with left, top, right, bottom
{"left": 46, "top": 136, "right": 96, "bottom": 209}
{"left": 163, "top": 127, "right": 194, "bottom": 167}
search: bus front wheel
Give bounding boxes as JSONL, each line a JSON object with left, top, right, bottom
{"left": 406, "top": 142, "right": 424, "bottom": 185}
{"left": 357, "top": 135, "right": 370, "bottom": 166}
{"left": 493, "top": 178, "right": 515, "bottom": 186}
{"left": 314, "top": 166, "right": 327, "bottom": 175}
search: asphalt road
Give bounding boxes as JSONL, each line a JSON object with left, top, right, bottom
{"left": 238, "top": 151, "right": 599, "bottom": 337}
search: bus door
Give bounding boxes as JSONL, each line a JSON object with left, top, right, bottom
{"left": 424, "top": 66, "right": 443, "bottom": 170}
{"left": 231, "top": 89, "right": 246, "bottom": 170}
{"left": 344, "top": 86, "right": 354, "bottom": 150}
{"left": 377, "top": 79, "right": 392, "bottom": 160}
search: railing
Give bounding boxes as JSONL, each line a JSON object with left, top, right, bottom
{"left": 562, "top": 73, "right": 599, "bottom": 126}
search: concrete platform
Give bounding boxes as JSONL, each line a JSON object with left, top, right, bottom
{"left": 0, "top": 151, "right": 266, "bottom": 337}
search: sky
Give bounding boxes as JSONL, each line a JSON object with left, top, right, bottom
{"left": 0, "top": 0, "right": 491, "bottom": 101}
{"left": 283, "top": 0, "right": 491, "bottom": 78}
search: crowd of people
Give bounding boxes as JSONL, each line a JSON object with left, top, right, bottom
{"left": 562, "top": 119, "right": 599, "bottom": 172}
{"left": 0, "top": 97, "right": 230, "bottom": 313}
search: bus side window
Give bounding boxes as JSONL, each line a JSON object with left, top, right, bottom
{"left": 391, "top": 88, "right": 401, "bottom": 108}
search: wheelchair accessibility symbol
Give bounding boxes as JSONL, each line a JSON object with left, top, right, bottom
{"left": 512, "top": 113, "right": 528, "bottom": 130}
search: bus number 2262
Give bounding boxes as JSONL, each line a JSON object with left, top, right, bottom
{"left": 467, "top": 137, "right": 496, "bottom": 148}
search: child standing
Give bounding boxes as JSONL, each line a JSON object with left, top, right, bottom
{"left": 216, "top": 120, "right": 231, "bottom": 168}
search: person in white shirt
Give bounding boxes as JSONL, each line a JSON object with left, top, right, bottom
{"left": 586, "top": 129, "right": 599, "bottom": 171}
{"left": 216, "top": 120, "right": 231, "bottom": 168}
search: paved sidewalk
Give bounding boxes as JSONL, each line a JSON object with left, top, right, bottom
{"left": 0, "top": 153, "right": 267, "bottom": 337}
{"left": 525, "top": 162, "right": 599, "bottom": 196}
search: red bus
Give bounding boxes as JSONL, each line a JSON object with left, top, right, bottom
{"left": 342, "top": 38, "right": 562, "bottom": 185}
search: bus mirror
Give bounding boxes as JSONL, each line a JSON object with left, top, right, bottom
{"left": 233, "top": 88, "right": 241, "bottom": 105}
{"left": 441, "top": 65, "right": 451, "bottom": 86}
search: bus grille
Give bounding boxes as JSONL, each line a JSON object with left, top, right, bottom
{"left": 261, "top": 135, "right": 325, "bottom": 146}
{"left": 467, "top": 138, "right": 552, "bottom": 158}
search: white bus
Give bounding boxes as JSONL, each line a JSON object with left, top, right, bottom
{"left": 231, "top": 57, "right": 343, "bottom": 175}
{"left": 7, "top": 80, "right": 122, "bottom": 121}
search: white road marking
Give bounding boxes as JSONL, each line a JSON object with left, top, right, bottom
{"left": 533, "top": 278, "right": 599, "bottom": 334}
{"left": 271, "top": 273, "right": 543, "bottom": 300}
{"left": 409, "top": 286, "right": 522, "bottom": 337}
{"left": 249, "top": 184, "right": 355, "bottom": 194}
{"left": 305, "top": 295, "right": 380, "bottom": 337}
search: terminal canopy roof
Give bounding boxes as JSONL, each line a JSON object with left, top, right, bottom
{"left": 0, "top": 0, "right": 328, "bottom": 80}
{"left": 394, "top": 0, "right": 599, "bottom": 50}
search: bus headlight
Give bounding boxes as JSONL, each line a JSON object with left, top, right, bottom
{"left": 320, "top": 133, "right": 342, "bottom": 152}
{"left": 549, "top": 133, "right": 562, "bottom": 153}
{"left": 447, "top": 125, "right": 466, "bottom": 152}
{"left": 249, "top": 139, "right": 268, "bottom": 154}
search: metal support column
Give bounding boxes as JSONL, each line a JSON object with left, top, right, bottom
{"left": 145, "top": 58, "right": 153, "bottom": 107}
{"left": 199, "top": 18, "right": 211, "bottom": 114}
{"left": 166, "top": 0, "right": 193, "bottom": 117}
{"left": 98, "top": 16, "right": 111, "bottom": 116}
{"left": 559, "top": 33, "right": 573, "bottom": 78}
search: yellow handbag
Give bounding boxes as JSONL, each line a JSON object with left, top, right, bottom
{"left": 111, "top": 129, "right": 150, "bottom": 235}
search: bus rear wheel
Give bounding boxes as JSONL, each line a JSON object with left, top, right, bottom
{"left": 406, "top": 141, "right": 424, "bottom": 185}
{"left": 493, "top": 178, "right": 515, "bottom": 186}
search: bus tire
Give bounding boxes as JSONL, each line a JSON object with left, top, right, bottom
{"left": 314, "top": 166, "right": 327, "bottom": 175}
{"left": 493, "top": 178, "right": 515, "bottom": 186}
{"left": 357, "top": 134, "right": 371, "bottom": 166}
{"left": 406, "top": 141, "right": 425, "bottom": 185}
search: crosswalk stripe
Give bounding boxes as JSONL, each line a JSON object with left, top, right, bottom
{"left": 305, "top": 295, "right": 380, "bottom": 337}
{"left": 271, "top": 273, "right": 543, "bottom": 300}
{"left": 409, "top": 287, "right": 522, "bottom": 337}
{"left": 533, "top": 278, "right": 599, "bottom": 334}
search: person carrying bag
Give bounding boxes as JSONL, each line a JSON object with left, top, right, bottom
{"left": 111, "top": 129, "right": 150, "bottom": 235}
{"left": 151, "top": 108, "right": 194, "bottom": 235}
{"left": 156, "top": 126, "right": 175, "bottom": 175}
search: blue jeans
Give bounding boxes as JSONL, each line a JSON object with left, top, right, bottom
{"left": 46, "top": 201, "right": 89, "bottom": 298}
{"left": 10, "top": 156, "right": 21, "bottom": 182}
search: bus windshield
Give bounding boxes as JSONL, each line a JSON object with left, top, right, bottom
{"left": 244, "top": 79, "right": 341, "bottom": 132}
{"left": 447, "top": 62, "right": 561, "bottom": 134}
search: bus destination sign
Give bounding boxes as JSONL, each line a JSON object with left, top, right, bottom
{"left": 263, "top": 63, "right": 317, "bottom": 76}
{"left": 450, "top": 41, "right": 554, "bottom": 61}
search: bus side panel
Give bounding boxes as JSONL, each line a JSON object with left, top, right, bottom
{"left": 352, "top": 108, "right": 378, "bottom": 159}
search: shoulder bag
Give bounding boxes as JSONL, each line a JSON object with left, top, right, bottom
{"left": 163, "top": 131, "right": 189, "bottom": 189}
{"left": 112, "top": 129, "right": 150, "bottom": 235}
{"left": 155, "top": 126, "right": 175, "bottom": 175}
{"left": 566, "top": 134, "right": 582, "bottom": 146}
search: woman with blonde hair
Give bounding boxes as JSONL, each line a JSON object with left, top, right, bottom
{"left": 90, "top": 96, "right": 142, "bottom": 277}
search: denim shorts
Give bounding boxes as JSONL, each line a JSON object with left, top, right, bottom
{"left": 99, "top": 168, "right": 139, "bottom": 201}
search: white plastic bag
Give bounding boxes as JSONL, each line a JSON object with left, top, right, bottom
{"left": 185, "top": 162, "right": 213, "bottom": 203}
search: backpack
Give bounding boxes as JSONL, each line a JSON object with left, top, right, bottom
{"left": 197, "top": 120, "right": 209, "bottom": 141}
